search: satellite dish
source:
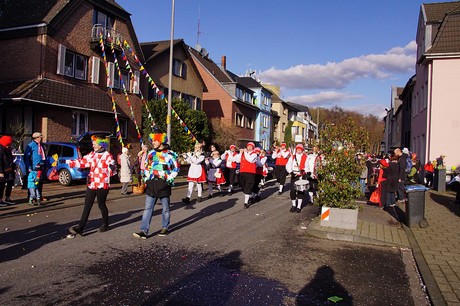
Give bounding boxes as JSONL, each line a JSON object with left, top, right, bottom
{"left": 200, "top": 47, "right": 209, "bottom": 57}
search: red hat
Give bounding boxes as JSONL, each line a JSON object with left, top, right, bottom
{"left": 295, "top": 144, "right": 304, "bottom": 151}
{"left": 254, "top": 147, "right": 261, "bottom": 153}
{"left": 280, "top": 143, "right": 287, "bottom": 148}
{"left": 229, "top": 145, "right": 236, "bottom": 150}
{"left": 379, "top": 159, "right": 389, "bottom": 167}
{"left": 247, "top": 142, "right": 255, "bottom": 148}
{"left": 0, "top": 135, "right": 13, "bottom": 147}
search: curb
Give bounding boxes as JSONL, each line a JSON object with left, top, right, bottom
{"left": 403, "top": 224, "right": 447, "bottom": 306}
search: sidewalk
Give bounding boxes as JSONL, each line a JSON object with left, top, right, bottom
{"left": 306, "top": 190, "right": 460, "bottom": 306}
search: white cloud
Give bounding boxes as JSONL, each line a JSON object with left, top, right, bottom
{"left": 286, "top": 91, "right": 364, "bottom": 107}
{"left": 260, "top": 41, "right": 416, "bottom": 90}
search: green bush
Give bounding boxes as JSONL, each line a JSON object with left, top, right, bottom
{"left": 316, "top": 118, "right": 369, "bottom": 209}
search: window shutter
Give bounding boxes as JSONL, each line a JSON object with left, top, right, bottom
{"left": 90, "top": 57, "right": 100, "bottom": 84}
{"left": 107, "top": 62, "right": 114, "bottom": 88}
{"left": 57, "top": 44, "right": 66, "bottom": 75}
{"left": 133, "top": 71, "right": 140, "bottom": 94}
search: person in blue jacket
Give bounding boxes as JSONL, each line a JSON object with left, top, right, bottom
{"left": 24, "top": 132, "right": 47, "bottom": 203}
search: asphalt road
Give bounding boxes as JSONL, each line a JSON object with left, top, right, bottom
{"left": 0, "top": 182, "right": 429, "bottom": 305}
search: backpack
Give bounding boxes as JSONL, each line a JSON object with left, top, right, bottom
{"left": 405, "top": 156, "right": 412, "bottom": 173}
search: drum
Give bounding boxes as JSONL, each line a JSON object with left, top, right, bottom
{"left": 294, "top": 179, "right": 309, "bottom": 192}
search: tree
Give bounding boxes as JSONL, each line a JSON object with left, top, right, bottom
{"left": 142, "top": 98, "right": 210, "bottom": 153}
{"left": 284, "top": 121, "right": 293, "bottom": 146}
{"left": 317, "top": 117, "right": 369, "bottom": 209}
{"left": 209, "top": 118, "right": 240, "bottom": 151}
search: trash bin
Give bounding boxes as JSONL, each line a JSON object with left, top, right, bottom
{"left": 405, "top": 184, "right": 429, "bottom": 228}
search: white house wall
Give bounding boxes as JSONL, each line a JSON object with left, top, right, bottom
{"left": 428, "top": 58, "right": 460, "bottom": 168}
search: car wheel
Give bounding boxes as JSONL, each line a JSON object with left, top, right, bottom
{"left": 59, "top": 169, "right": 72, "bottom": 186}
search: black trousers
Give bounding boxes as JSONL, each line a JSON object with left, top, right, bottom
{"left": 78, "top": 188, "right": 109, "bottom": 230}
{"left": 227, "top": 168, "right": 236, "bottom": 186}
{"left": 290, "top": 174, "right": 307, "bottom": 200}
{"left": 0, "top": 179, "right": 13, "bottom": 199}
{"left": 274, "top": 165, "right": 287, "bottom": 185}
{"left": 252, "top": 174, "right": 263, "bottom": 194}
{"left": 239, "top": 172, "right": 255, "bottom": 195}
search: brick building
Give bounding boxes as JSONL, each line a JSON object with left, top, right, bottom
{"left": 0, "top": 0, "right": 145, "bottom": 154}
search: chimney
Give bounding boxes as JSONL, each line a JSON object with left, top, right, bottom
{"left": 221, "top": 55, "right": 226, "bottom": 70}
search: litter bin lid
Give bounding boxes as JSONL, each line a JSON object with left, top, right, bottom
{"left": 406, "top": 184, "right": 429, "bottom": 192}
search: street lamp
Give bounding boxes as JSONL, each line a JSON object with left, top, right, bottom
{"left": 167, "top": 0, "right": 175, "bottom": 143}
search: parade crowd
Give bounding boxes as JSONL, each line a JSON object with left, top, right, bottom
{"left": 0, "top": 131, "right": 459, "bottom": 240}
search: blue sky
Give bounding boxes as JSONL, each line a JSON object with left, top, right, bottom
{"left": 116, "top": 0, "right": 442, "bottom": 117}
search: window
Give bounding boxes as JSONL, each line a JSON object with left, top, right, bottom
{"left": 113, "top": 68, "right": 129, "bottom": 90}
{"left": 173, "top": 59, "right": 187, "bottom": 78}
{"left": 93, "top": 10, "right": 114, "bottom": 28}
{"left": 263, "top": 115, "right": 269, "bottom": 128}
{"left": 244, "top": 92, "right": 251, "bottom": 103}
{"left": 196, "top": 98, "right": 202, "bottom": 111}
{"left": 236, "top": 113, "right": 244, "bottom": 127}
{"left": 62, "top": 146, "right": 74, "bottom": 158}
{"left": 246, "top": 117, "right": 254, "bottom": 129}
{"left": 57, "top": 45, "right": 88, "bottom": 80}
{"left": 236, "top": 88, "right": 243, "bottom": 100}
{"left": 71, "top": 111, "right": 88, "bottom": 136}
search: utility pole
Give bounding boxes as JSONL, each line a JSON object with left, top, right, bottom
{"left": 167, "top": 0, "right": 175, "bottom": 143}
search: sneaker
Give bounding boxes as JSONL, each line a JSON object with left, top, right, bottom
{"left": 290, "top": 206, "right": 296, "bottom": 213}
{"left": 296, "top": 208, "right": 301, "bottom": 213}
{"left": 28, "top": 199, "right": 37, "bottom": 206}
{"left": 0, "top": 201, "right": 7, "bottom": 207}
{"left": 158, "top": 228, "right": 169, "bottom": 236}
{"left": 133, "top": 231, "right": 148, "bottom": 239}
{"left": 278, "top": 191, "right": 282, "bottom": 195}
{"left": 182, "top": 197, "right": 190, "bottom": 205}
{"left": 40, "top": 197, "right": 48, "bottom": 202}
{"left": 98, "top": 226, "right": 110, "bottom": 232}
{"left": 3, "top": 198, "right": 15, "bottom": 205}
{"left": 69, "top": 225, "right": 82, "bottom": 235}
{"left": 244, "top": 203, "right": 250, "bottom": 209}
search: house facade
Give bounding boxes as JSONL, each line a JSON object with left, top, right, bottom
{"left": 141, "top": 39, "right": 206, "bottom": 111}
{"left": 412, "top": 2, "right": 460, "bottom": 168}
{"left": 0, "top": 0, "right": 144, "bottom": 153}
{"left": 237, "top": 76, "right": 272, "bottom": 150}
{"left": 189, "top": 48, "right": 258, "bottom": 148}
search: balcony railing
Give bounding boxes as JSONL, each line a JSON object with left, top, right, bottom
{"left": 91, "top": 24, "right": 123, "bottom": 46}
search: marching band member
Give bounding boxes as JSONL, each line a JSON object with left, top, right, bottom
{"left": 205, "top": 150, "right": 226, "bottom": 198}
{"left": 271, "top": 142, "right": 291, "bottom": 195}
{"left": 305, "top": 145, "right": 321, "bottom": 203}
{"left": 252, "top": 147, "right": 266, "bottom": 202}
{"left": 221, "top": 144, "right": 240, "bottom": 194}
{"left": 239, "top": 142, "right": 258, "bottom": 208}
{"left": 286, "top": 144, "right": 308, "bottom": 213}
{"left": 182, "top": 143, "right": 207, "bottom": 204}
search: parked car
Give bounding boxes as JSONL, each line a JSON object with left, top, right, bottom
{"left": 44, "top": 142, "right": 89, "bottom": 186}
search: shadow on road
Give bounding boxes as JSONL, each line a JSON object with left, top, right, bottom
{"left": 296, "top": 265, "right": 353, "bottom": 305}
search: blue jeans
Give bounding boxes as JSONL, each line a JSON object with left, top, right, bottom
{"left": 359, "top": 178, "right": 366, "bottom": 194}
{"left": 140, "top": 194, "right": 170, "bottom": 234}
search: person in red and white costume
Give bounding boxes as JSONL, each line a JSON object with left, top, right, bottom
{"left": 305, "top": 145, "right": 321, "bottom": 203}
{"left": 221, "top": 144, "right": 240, "bottom": 194}
{"left": 182, "top": 143, "right": 207, "bottom": 204}
{"left": 286, "top": 144, "right": 308, "bottom": 213}
{"left": 271, "top": 142, "right": 291, "bottom": 195}
{"left": 67, "top": 136, "right": 116, "bottom": 236}
{"left": 260, "top": 149, "right": 269, "bottom": 188}
{"left": 205, "top": 150, "right": 226, "bottom": 198}
{"left": 239, "top": 142, "right": 258, "bottom": 208}
{"left": 252, "top": 147, "right": 267, "bottom": 202}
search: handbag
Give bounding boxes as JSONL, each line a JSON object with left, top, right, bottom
{"left": 369, "top": 189, "right": 380, "bottom": 204}
{"left": 132, "top": 182, "right": 145, "bottom": 194}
